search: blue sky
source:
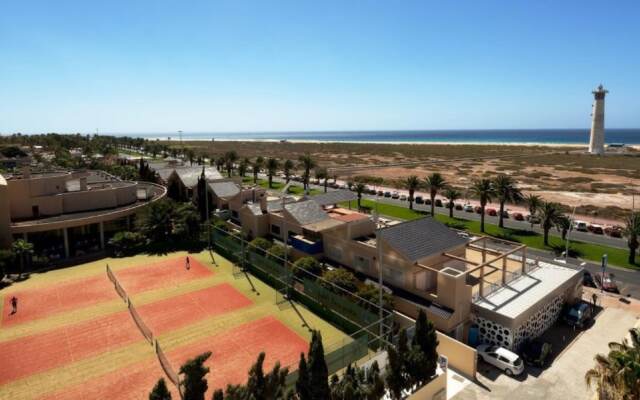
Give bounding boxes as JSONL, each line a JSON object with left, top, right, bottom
{"left": 1, "top": 0, "right": 639, "bottom": 133}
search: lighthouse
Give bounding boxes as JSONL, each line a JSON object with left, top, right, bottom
{"left": 588, "top": 84, "right": 608, "bottom": 155}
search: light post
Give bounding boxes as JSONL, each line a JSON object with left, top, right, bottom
{"left": 565, "top": 206, "right": 577, "bottom": 262}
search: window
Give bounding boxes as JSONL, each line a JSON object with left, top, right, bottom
{"left": 231, "top": 210, "right": 239, "bottom": 219}
{"left": 383, "top": 266, "right": 404, "bottom": 287}
{"left": 271, "top": 224, "right": 281, "bottom": 235}
{"left": 353, "top": 255, "right": 370, "bottom": 273}
{"left": 32, "top": 205, "right": 40, "bottom": 218}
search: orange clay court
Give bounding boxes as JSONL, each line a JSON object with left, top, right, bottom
{"left": 0, "top": 252, "right": 349, "bottom": 400}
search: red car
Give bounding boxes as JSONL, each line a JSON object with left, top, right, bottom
{"left": 589, "top": 224, "right": 604, "bottom": 235}
{"left": 486, "top": 208, "right": 497, "bottom": 216}
{"left": 604, "top": 226, "right": 623, "bottom": 238}
{"left": 513, "top": 212, "right": 524, "bottom": 221}
{"left": 595, "top": 273, "right": 619, "bottom": 293}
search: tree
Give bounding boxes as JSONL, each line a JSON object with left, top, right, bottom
{"left": 321, "top": 268, "right": 358, "bottom": 293}
{"left": 252, "top": 157, "right": 264, "bottom": 184}
{"left": 355, "top": 182, "right": 366, "bottom": 209}
{"left": 307, "top": 331, "right": 330, "bottom": 400}
{"left": 494, "top": 174, "right": 523, "bottom": 228}
{"left": 425, "top": 173, "right": 447, "bottom": 216}
{"left": 623, "top": 212, "right": 640, "bottom": 265}
{"left": 215, "top": 157, "right": 225, "bottom": 172}
{"left": 411, "top": 309, "right": 439, "bottom": 384}
{"left": 11, "top": 239, "right": 34, "bottom": 275}
{"left": 298, "top": 153, "right": 316, "bottom": 191}
{"left": 179, "top": 351, "right": 212, "bottom": 400}
{"left": 525, "top": 194, "right": 542, "bottom": 227}
{"left": 224, "top": 151, "right": 238, "bottom": 178}
{"left": 196, "top": 167, "right": 208, "bottom": 221}
{"left": 250, "top": 237, "right": 272, "bottom": 254}
{"left": 246, "top": 352, "right": 288, "bottom": 400}
{"left": 149, "top": 378, "right": 172, "bottom": 400}
{"left": 404, "top": 175, "right": 420, "bottom": 210}
{"left": 585, "top": 328, "right": 640, "bottom": 400}
{"left": 108, "top": 231, "right": 145, "bottom": 257}
{"left": 356, "top": 284, "right": 394, "bottom": 313}
{"left": 315, "top": 167, "right": 329, "bottom": 193}
{"left": 293, "top": 257, "right": 322, "bottom": 278}
{"left": 386, "top": 335, "right": 407, "bottom": 400}
{"left": 0, "top": 250, "right": 13, "bottom": 280}
{"left": 470, "top": 179, "right": 496, "bottom": 233}
{"left": 267, "top": 244, "right": 287, "bottom": 261}
{"left": 266, "top": 158, "right": 280, "bottom": 188}
{"left": 539, "top": 201, "right": 563, "bottom": 246}
{"left": 443, "top": 187, "right": 462, "bottom": 218}
{"left": 555, "top": 214, "right": 572, "bottom": 241}
{"left": 296, "top": 353, "right": 311, "bottom": 400}
{"left": 283, "top": 159, "right": 295, "bottom": 183}
{"left": 238, "top": 158, "right": 250, "bottom": 177}
{"left": 173, "top": 202, "right": 201, "bottom": 239}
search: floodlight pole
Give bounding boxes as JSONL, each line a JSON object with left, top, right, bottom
{"left": 375, "top": 184, "right": 384, "bottom": 341}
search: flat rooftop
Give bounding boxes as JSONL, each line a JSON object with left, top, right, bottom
{"left": 473, "top": 260, "right": 582, "bottom": 320}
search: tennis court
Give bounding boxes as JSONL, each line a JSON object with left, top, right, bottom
{"left": 0, "top": 251, "right": 350, "bottom": 400}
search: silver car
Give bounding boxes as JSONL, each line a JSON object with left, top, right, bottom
{"left": 477, "top": 344, "right": 525, "bottom": 376}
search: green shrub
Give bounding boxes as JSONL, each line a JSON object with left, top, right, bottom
{"left": 321, "top": 268, "right": 358, "bottom": 293}
{"left": 249, "top": 237, "right": 272, "bottom": 253}
{"left": 108, "top": 231, "right": 145, "bottom": 257}
{"left": 266, "top": 244, "right": 287, "bottom": 261}
{"left": 356, "top": 284, "right": 394, "bottom": 312}
{"left": 293, "top": 256, "right": 322, "bottom": 278}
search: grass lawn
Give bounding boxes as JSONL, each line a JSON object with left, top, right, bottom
{"left": 242, "top": 176, "right": 322, "bottom": 195}
{"left": 351, "top": 199, "right": 636, "bottom": 270}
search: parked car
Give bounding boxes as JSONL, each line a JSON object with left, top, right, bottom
{"left": 415, "top": 196, "right": 424, "bottom": 204}
{"left": 446, "top": 201, "right": 455, "bottom": 209}
{"left": 588, "top": 224, "right": 604, "bottom": 235}
{"left": 425, "top": 199, "right": 432, "bottom": 205}
{"left": 500, "top": 210, "right": 509, "bottom": 218}
{"left": 464, "top": 204, "right": 474, "bottom": 213}
{"left": 486, "top": 208, "right": 497, "bottom": 216}
{"left": 526, "top": 214, "right": 541, "bottom": 224}
{"left": 400, "top": 194, "right": 407, "bottom": 201}
{"left": 377, "top": 190, "right": 384, "bottom": 196}
{"left": 604, "top": 225, "right": 623, "bottom": 238}
{"left": 391, "top": 191, "right": 400, "bottom": 199}
{"left": 563, "top": 302, "right": 593, "bottom": 328}
{"left": 474, "top": 206, "right": 482, "bottom": 214}
{"left": 595, "top": 272, "right": 619, "bottom": 293}
{"left": 477, "top": 344, "right": 525, "bottom": 376}
{"left": 519, "top": 339, "right": 553, "bottom": 368}
{"left": 435, "top": 199, "right": 443, "bottom": 207}
{"left": 455, "top": 203, "right": 464, "bottom": 211}
{"left": 367, "top": 188, "right": 377, "bottom": 195}
{"left": 583, "top": 271, "right": 596, "bottom": 288}
{"left": 513, "top": 212, "right": 524, "bottom": 221}
{"left": 384, "top": 191, "right": 391, "bottom": 198}
{"left": 574, "top": 220, "right": 589, "bottom": 232}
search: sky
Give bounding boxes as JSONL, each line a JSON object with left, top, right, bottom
{"left": 1, "top": 0, "right": 639, "bottom": 134}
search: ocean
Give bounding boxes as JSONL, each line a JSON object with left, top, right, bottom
{"left": 124, "top": 129, "right": 640, "bottom": 145}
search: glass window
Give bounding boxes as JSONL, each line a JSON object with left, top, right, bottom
{"left": 383, "top": 266, "right": 404, "bottom": 286}
{"left": 271, "top": 224, "right": 281, "bottom": 235}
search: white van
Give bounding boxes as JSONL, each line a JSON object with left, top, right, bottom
{"left": 574, "top": 220, "right": 588, "bottom": 232}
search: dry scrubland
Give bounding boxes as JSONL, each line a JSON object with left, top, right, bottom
{"left": 174, "top": 141, "right": 640, "bottom": 221}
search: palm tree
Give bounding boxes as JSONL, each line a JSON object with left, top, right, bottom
{"left": 238, "top": 157, "right": 250, "bottom": 177}
{"left": 315, "top": 167, "right": 329, "bottom": 193}
{"left": 538, "top": 201, "right": 563, "bottom": 246}
{"left": 11, "top": 239, "right": 34, "bottom": 276}
{"left": 585, "top": 328, "right": 640, "bottom": 400}
{"left": 223, "top": 150, "right": 238, "bottom": 177}
{"left": 555, "top": 214, "right": 572, "bottom": 241}
{"left": 425, "top": 173, "right": 447, "bottom": 216}
{"left": 355, "top": 182, "right": 366, "bottom": 209}
{"left": 283, "top": 159, "right": 295, "bottom": 183}
{"left": 444, "top": 187, "right": 462, "bottom": 218}
{"left": 494, "top": 174, "right": 523, "bottom": 228}
{"left": 252, "top": 156, "right": 264, "bottom": 184}
{"left": 215, "top": 157, "right": 224, "bottom": 171}
{"left": 623, "top": 212, "right": 640, "bottom": 265}
{"left": 265, "top": 158, "right": 280, "bottom": 188}
{"left": 525, "top": 194, "right": 542, "bottom": 227}
{"left": 404, "top": 175, "right": 420, "bottom": 210}
{"left": 298, "top": 153, "right": 316, "bottom": 191}
{"left": 470, "top": 179, "right": 495, "bottom": 233}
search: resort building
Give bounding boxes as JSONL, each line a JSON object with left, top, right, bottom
{"left": 0, "top": 168, "right": 166, "bottom": 259}
{"left": 225, "top": 189, "right": 583, "bottom": 349}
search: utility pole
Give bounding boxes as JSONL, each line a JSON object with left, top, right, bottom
{"left": 565, "top": 205, "right": 577, "bottom": 262}
{"left": 374, "top": 181, "right": 384, "bottom": 341}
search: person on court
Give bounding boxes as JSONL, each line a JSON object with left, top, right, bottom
{"left": 185, "top": 256, "right": 190, "bottom": 270}
{"left": 10, "top": 296, "right": 18, "bottom": 315}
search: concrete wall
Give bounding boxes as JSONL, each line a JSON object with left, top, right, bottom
{"left": 408, "top": 370, "right": 447, "bottom": 400}
{"left": 0, "top": 175, "right": 11, "bottom": 247}
{"left": 436, "top": 331, "right": 477, "bottom": 379}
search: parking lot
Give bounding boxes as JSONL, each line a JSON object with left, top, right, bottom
{"left": 453, "top": 305, "right": 639, "bottom": 400}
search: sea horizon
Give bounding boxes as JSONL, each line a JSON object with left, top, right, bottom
{"left": 103, "top": 128, "right": 640, "bottom": 145}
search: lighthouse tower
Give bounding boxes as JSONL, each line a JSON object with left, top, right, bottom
{"left": 588, "top": 84, "right": 608, "bottom": 155}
